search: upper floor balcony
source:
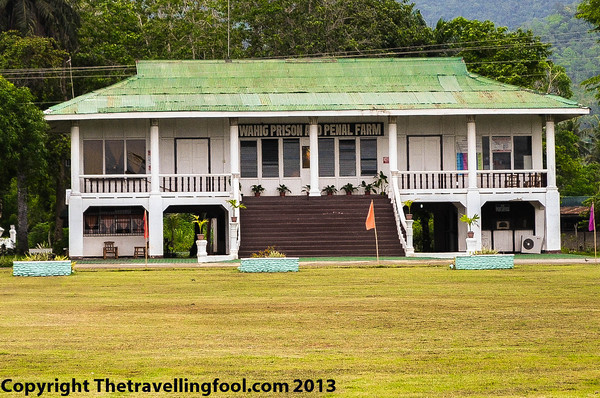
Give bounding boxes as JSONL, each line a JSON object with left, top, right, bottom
{"left": 395, "top": 170, "right": 548, "bottom": 194}
{"left": 80, "top": 173, "right": 232, "bottom": 196}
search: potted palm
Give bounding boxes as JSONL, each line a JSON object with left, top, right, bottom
{"left": 251, "top": 184, "right": 265, "bottom": 197}
{"left": 277, "top": 184, "right": 291, "bottom": 196}
{"left": 322, "top": 185, "right": 337, "bottom": 196}
{"left": 226, "top": 199, "right": 246, "bottom": 222}
{"left": 192, "top": 215, "right": 209, "bottom": 240}
{"left": 403, "top": 199, "right": 415, "bottom": 220}
{"left": 460, "top": 213, "right": 480, "bottom": 238}
{"left": 341, "top": 183, "right": 357, "bottom": 195}
{"left": 302, "top": 185, "right": 311, "bottom": 196}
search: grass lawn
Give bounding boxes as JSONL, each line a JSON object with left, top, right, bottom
{"left": 1, "top": 263, "right": 600, "bottom": 397}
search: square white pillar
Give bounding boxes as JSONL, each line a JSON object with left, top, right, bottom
{"left": 309, "top": 117, "right": 321, "bottom": 196}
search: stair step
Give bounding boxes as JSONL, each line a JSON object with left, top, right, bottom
{"left": 238, "top": 195, "right": 405, "bottom": 257}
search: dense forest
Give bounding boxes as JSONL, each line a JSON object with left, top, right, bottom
{"left": 0, "top": 0, "right": 599, "bottom": 253}
{"left": 412, "top": 0, "right": 575, "bottom": 29}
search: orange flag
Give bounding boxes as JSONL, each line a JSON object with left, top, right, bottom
{"left": 365, "top": 200, "right": 375, "bottom": 230}
{"left": 143, "top": 210, "right": 149, "bottom": 239}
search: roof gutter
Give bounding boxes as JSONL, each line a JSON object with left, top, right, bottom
{"left": 44, "top": 107, "right": 590, "bottom": 122}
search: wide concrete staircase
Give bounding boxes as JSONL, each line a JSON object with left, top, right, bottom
{"left": 238, "top": 195, "right": 405, "bottom": 257}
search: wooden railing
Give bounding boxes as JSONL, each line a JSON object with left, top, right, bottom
{"left": 160, "top": 174, "right": 230, "bottom": 193}
{"left": 396, "top": 170, "right": 548, "bottom": 191}
{"left": 82, "top": 175, "right": 150, "bottom": 193}
{"left": 81, "top": 174, "right": 232, "bottom": 194}
{"left": 397, "top": 171, "right": 468, "bottom": 190}
{"left": 477, "top": 171, "right": 547, "bottom": 189}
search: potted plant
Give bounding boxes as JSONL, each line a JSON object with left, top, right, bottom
{"left": 322, "top": 185, "right": 337, "bottom": 196}
{"left": 192, "top": 215, "right": 209, "bottom": 240}
{"left": 277, "top": 184, "right": 291, "bottom": 196}
{"left": 341, "top": 183, "right": 357, "bottom": 195}
{"left": 226, "top": 199, "right": 246, "bottom": 222}
{"left": 373, "top": 171, "right": 388, "bottom": 195}
{"left": 361, "top": 181, "right": 375, "bottom": 195}
{"left": 13, "top": 252, "right": 72, "bottom": 277}
{"left": 302, "top": 185, "right": 311, "bottom": 196}
{"left": 403, "top": 199, "right": 415, "bottom": 220}
{"left": 460, "top": 213, "right": 480, "bottom": 238}
{"left": 239, "top": 246, "right": 299, "bottom": 273}
{"left": 251, "top": 184, "right": 265, "bottom": 197}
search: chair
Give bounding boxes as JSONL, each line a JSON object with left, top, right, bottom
{"left": 504, "top": 174, "right": 520, "bottom": 188}
{"left": 103, "top": 241, "right": 118, "bottom": 259}
{"left": 134, "top": 245, "right": 147, "bottom": 259}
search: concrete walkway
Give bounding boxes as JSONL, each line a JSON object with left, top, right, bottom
{"left": 73, "top": 256, "right": 599, "bottom": 270}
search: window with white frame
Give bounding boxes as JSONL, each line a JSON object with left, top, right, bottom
{"left": 480, "top": 136, "right": 532, "bottom": 170}
{"left": 83, "top": 139, "right": 146, "bottom": 175}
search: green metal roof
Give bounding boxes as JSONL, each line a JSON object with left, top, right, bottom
{"left": 45, "top": 58, "right": 587, "bottom": 116}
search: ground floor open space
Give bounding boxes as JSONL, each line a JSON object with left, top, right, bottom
{"left": 2, "top": 263, "right": 600, "bottom": 396}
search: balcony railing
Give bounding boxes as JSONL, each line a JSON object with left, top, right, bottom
{"left": 81, "top": 174, "right": 231, "bottom": 194}
{"left": 477, "top": 170, "right": 547, "bottom": 189}
{"left": 82, "top": 175, "right": 150, "bottom": 194}
{"left": 160, "top": 174, "right": 231, "bottom": 193}
{"left": 396, "top": 170, "right": 547, "bottom": 191}
{"left": 397, "top": 171, "right": 468, "bottom": 191}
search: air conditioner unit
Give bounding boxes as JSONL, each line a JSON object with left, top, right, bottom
{"left": 521, "top": 235, "right": 543, "bottom": 254}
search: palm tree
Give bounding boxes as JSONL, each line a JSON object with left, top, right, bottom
{"left": 0, "top": 0, "right": 80, "bottom": 50}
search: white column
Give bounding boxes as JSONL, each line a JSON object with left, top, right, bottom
{"left": 545, "top": 115, "right": 560, "bottom": 251}
{"left": 388, "top": 116, "right": 398, "bottom": 173}
{"left": 467, "top": 115, "right": 477, "bottom": 189}
{"left": 148, "top": 196, "right": 163, "bottom": 257}
{"left": 148, "top": 119, "right": 163, "bottom": 257}
{"left": 230, "top": 118, "right": 240, "bottom": 207}
{"left": 309, "top": 117, "right": 321, "bottom": 196}
{"left": 70, "top": 121, "right": 80, "bottom": 193}
{"left": 69, "top": 121, "right": 83, "bottom": 258}
{"left": 229, "top": 118, "right": 241, "bottom": 257}
{"left": 150, "top": 119, "right": 160, "bottom": 193}
{"left": 545, "top": 116, "right": 556, "bottom": 188}
{"left": 466, "top": 116, "right": 481, "bottom": 251}
{"left": 68, "top": 196, "right": 84, "bottom": 258}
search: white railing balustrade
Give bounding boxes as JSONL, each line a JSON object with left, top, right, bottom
{"left": 82, "top": 175, "right": 150, "bottom": 194}
{"left": 81, "top": 174, "right": 232, "bottom": 194}
{"left": 160, "top": 174, "right": 231, "bottom": 193}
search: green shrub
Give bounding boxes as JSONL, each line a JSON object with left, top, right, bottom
{"left": 28, "top": 222, "right": 51, "bottom": 248}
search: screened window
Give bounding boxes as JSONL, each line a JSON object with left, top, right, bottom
{"left": 105, "top": 140, "right": 125, "bottom": 174}
{"left": 83, "top": 140, "right": 103, "bottom": 174}
{"left": 360, "top": 139, "right": 377, "bottom": 176}
{"left": 319, "top": 138, "right": 335, "bottom": 177}
{"left": 262, "top": 139, "right": 279, "bottom": 178}
{"left": 283, "top": 139, "right": 300, "bottom": 177}
{"left": 126, "top": 140, "right": 146, "bottom": 174}
{"left": 241, "top": 141, "right": 258, "bottom": 178}
{"left": 514, "top": 136, "right": 532, "bottom": 169}
{"left": 84, "top": 207, "right": 144, "bottom": 236}
{"left": 339, "top": 139, "right": 356, "bottom": 176}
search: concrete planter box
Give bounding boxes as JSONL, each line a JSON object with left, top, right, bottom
{"left": 454, "top": 254, "right": 514, "bottom": 270}
{"left": 239, "top": 257, "right": 299, "bottom": 273}
{"left": 13, "top": 260, "right": 72, "bottom": 277}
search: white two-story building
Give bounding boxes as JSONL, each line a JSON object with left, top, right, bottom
{"left": 45, "top": 58, "right": 588, "bottom": 258}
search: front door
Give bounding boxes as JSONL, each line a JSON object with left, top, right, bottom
{"left": 176, "top": 138, "right": 210, "bottom": 174}
{"left": 408, "top": 136, "right": 442, "bottom": 171}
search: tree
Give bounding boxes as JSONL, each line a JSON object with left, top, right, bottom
{"left": 0, "top": 77, "right": 48, "bottom": 253}
{"left": 232, "top": 0, "right": 433, "bottom": 58}
{"left": 0, "top": 31, "right": 70, "bottom": 105}
{"left": 434, "top": 17, "right": 552, "bottom": 90}
{"left": 577, "top": 0, "right": 600, "bottom": 103}
{"left": 0, "top": 0, "right": 80, "bottom": 51}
